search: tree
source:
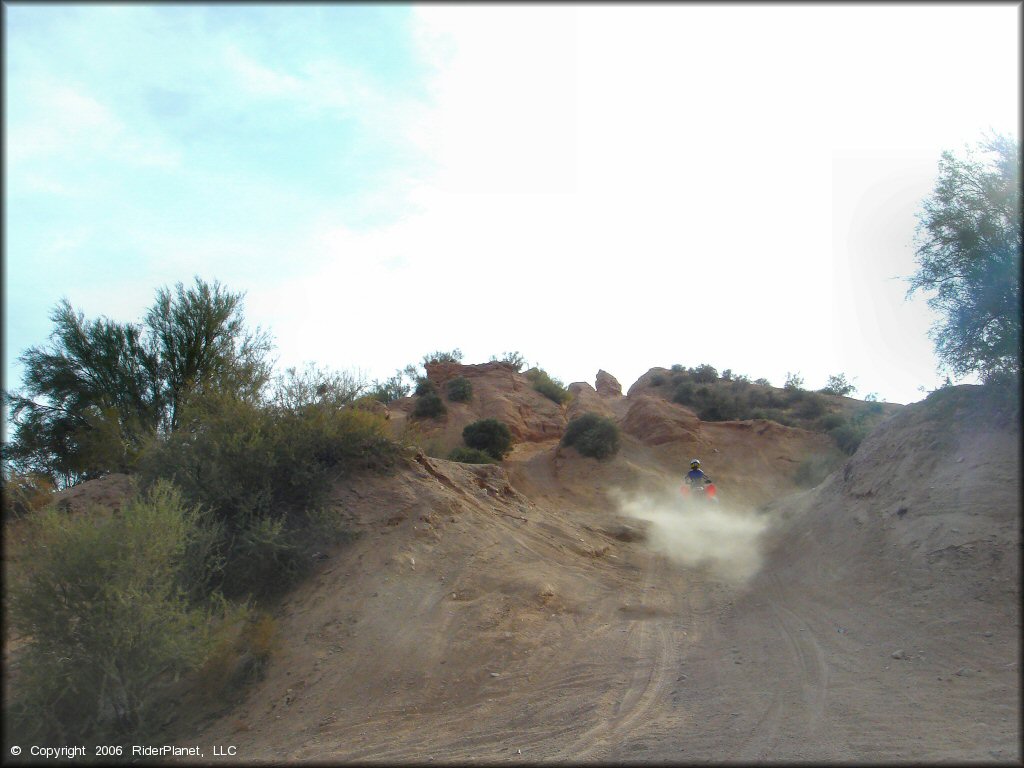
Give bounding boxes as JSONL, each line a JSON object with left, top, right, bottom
{"left": 5, "top": 277, "right": 273, "bottom": 487}
{"left": 5, "top": 302, "right": 162, "bottom": 486}
{"left": 147, "top": 278, "right": 272, "bottom": 431}
{"left": 820, "top": 373, "right": 857, "bottom": 396}
{"left": 908, "top": 134, "right": 1021, "bottom": 383}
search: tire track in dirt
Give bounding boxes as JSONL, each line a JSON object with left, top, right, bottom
{"left": 548, "top": 551, "right": 681, "bottom": 761}
{"left": 731, "top": 571, "right": 833, "bottom": 761}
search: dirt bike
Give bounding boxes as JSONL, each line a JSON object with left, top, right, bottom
{"left": 680, "top": 480, "right": 718, "bottom": 504}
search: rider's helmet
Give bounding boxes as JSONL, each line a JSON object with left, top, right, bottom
{"left": 690, "top": 459, "right": 701, "bottom": 469}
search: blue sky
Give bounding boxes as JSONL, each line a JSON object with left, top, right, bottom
{"left": 4, "top": 4, "right": 1020, "bottom": 412}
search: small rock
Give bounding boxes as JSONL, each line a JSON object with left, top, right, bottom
{"left": 490, "top": 672, "right": 501, "bottom": 677}
{"left": 955, "top": 667, "right": 972, "bottom": 677}
{"left": 891, "top": 649, "right": 906, "bottom": 660}
{"left": 983, "top": 631, "right": 993, "bottom": 637}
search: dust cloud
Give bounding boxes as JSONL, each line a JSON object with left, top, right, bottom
{"left": 611, "top": 483, "right": 770, "bottom": 584}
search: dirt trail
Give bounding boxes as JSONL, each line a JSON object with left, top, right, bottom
{"left": 175, "top": 388, "right": 1018, "bottom": 763}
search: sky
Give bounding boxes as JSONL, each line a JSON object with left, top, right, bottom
{"left": 4, "top": 3, "right": 1020, "bottom": 411}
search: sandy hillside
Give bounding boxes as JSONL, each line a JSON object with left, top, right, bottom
{"left": 6, "top": 367, "right": 1016, "bottom": 763}
{"left": 152, "top": 369, "right": 1018, "bottom": 763}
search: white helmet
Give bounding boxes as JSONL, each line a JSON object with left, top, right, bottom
{"left": 690, "top": 459, "right": 701, "bottom": 469}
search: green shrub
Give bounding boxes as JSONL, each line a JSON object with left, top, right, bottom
{"left": 194, "top": 608, "right": 276, "bottom": 703}
{"left": 819, "top": 373, "right": 857, "bottom": 396}
{"left": 447, "top": 377, "right": 473, "bottom": 403}
{"left": 138, "top": 391, "right": 394, "bottom": 600}
{"left": 448, "top": 446, "right": 497, "bottom": 464}
{"left": 369, "top": 371, "right": 411, "bottom": 403}
{"left": 650, "top": 374, "right": 666, "bottom": 387}
{"left": 754, "top": 377, "right": 771, "bottom": 387}
{"left": 830, "top": 422, "right": 869, "bottom": 454}
{"left": 7, "top": 481, "right": 211, "bottom": 743}
{"left": 422, "top": 349, "right": 463, "bottom": 365}
{"left": 526, "top": 367, "right": 571, "bottom": 404}
{"left": 693, "top": 364, "right": 719, "bottom": 383}
{"left": 561, "top": 413, "right": 620, "bottom": 459}
{"left": 818, "top": 413, "right": 846, "bottom": 431}
{"left": 489, "top": 351, "right": 527, "bottom": 371}
{"left": 696, "top": 390, "right": 740, "bottom": 421}
{"left": 414, "top": 377, "right": 436, "bottom": 396}
{"left": 462, "top": 419, "right": 514, "bottom": 460}
{"left": 412, "top": 392, "right": 447, "bottom": 420}
{"left": 795, "top": 393, "right": 828, "bottom": 420}
{"left": 672, "top": 382, "right": 695, "bottom": 405}
{"left": 670, "top": 364, "right": 685, "bottom": 373}
{"left": 1, "top": 470, "right": 55, "bottom": 520}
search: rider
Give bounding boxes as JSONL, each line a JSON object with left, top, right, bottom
{"left": 684, "top": 458, "right": 713, "bottom": 488}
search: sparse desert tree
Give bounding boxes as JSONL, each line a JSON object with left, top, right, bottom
{"left": 693, "top": 364, "right": 719, "bottom": 383}
{"left": 819, "top": 373, "right": 857, "bottom": 396}
{"left": 908, "top": 134, "right": 1021, "bottom": 384}
{"left": 369, "top": 371, "right": 412, "bottom": 403}
{"left": 784, "top": 372, "right": 804, "bottom": 391}
{"left": 5, "top": 277, "right": 272, "bottom": 488}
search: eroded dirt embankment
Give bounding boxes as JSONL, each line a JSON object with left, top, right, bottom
{"left": 178, "top": 387, "right": 1019, "bottom": 762}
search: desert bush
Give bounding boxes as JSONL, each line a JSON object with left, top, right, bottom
{"left": 818, "top": 412, "right": 847, "bottom": 431}
{"left": 489, "top": 351, "right": 527, "bottom": 371}
{"left": 819, "top": 373, "right": 857, "bottom": 396}
{"left": 462, "top": 419, "right": 514, "bottom": 460}
{"left": 561, "top": 413, "right": 620, "bottom": 460}
{"left": 650, "top": 374, "right": 666, "bottom": 387}
{"left": 670, "top": 364, "right": 685, "bottom": 373}
{"left": 693, "top": 364, "right": 719, "bottom": 383}
{"left": 193, "top": 606, "right": 276, "bottom": 703}
{"left": 754, "top": 377, "right": 771, "bottom": 387}
{"left": 830, "top": 422, "right": 869, "bottom": 454}
{"left": 795, "top": 393, "right": 828, "bottom": 420}
{"left": 784, "top": 372, "right": 804, "bottom": 390}
{"left": 414, "top": 377, "right": 436, "bottom": 396}
{"left": 369, "top": 371, "right": 411, "bottom": 403}
{"left": 138, "top": 391, "right": 393, "bottom": 599}
{"left": 448, "top": 446, "right": 497, "bottom": 464}
{"left": 412, "top": 392, "right": 447, "bottom": 420}
{"left": 526, "top": 367, "right": 571, "bottom": 404}
{"left": 447, "top": 377, "right": 473, "bottom": 403}
{"left": 672, "top": 382, "right": 696, "bottom": 406}
{"left": 1, "top": 469, "right": 55, "bottom": 520}
{"left": 422, "top": 349, "right": 463, "bottom": 365}
{"left": 7, "top": 481, "right": 211, "bottom": 743}
{"left": 696, "top": 389, "right": 741, "bottom": 422}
